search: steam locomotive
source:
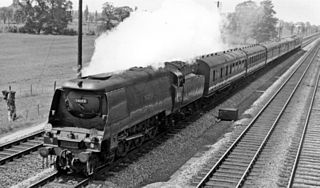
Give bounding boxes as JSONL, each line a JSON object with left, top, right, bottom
{"left": 39, "top": 36, "right": 302, "bottom": 175}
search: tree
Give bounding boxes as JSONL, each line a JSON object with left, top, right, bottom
{"left": 0, "top": 7, "right": 13, "bottom": 24}
{"left": 98, "top": 2, "right": 132, "bottom": 31}
{"left": 13, "top": 9, "right": 26, "bottom": 23}
{"left": 223, "top": 1, "right": 260, "bottom": 44}
{"left": 20, "top": 0, "right": 72, "bottom": 34}
{"left": 84, "top": 5, "right": 89, "bottom": 22}
{"left": 252, "top": 0, "right": 278, "bottom": 42}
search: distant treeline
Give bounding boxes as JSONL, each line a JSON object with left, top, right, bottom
{"left": 222, "top": 0, "right": 320, "bottom": 44}
{"left": 0, "top": 0, "right": 133, "bottom": 35}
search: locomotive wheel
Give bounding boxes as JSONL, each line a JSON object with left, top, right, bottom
{"left": 107, "top": 152, "right": 115, "bottom": 164}
{"left": 55, "top": 156, "right": 68, "bottom": 174}
{"left": 134, "top": 136, "right": 144, "bottom": 147}
{"left": 149, "top": 127, "right": 158, "bottom": 139}
{"left": 116, "top": 141, "right": 130, "bottom": 157}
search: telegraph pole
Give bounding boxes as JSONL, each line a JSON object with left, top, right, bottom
{"left": 215, "top": 1, "right": 222, "bottom": 13}
{"left": 77, "top": 0, "right": 83, "bottom": 78}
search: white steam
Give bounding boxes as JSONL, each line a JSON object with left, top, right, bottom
{"left": 83, "top": 0, "right": 226, "bottom": 76}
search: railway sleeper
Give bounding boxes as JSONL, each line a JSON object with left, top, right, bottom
{"left": 213, "top": 171, "right": 242, "bottom": 179}
{"left": 223, "top": 160, "right": 250, "bottom": 167}
{"left": 293, "top": 178, "right": 320, "bottom": 186}
{"left": 206, "top": 177, "right": 239, "bottom": 184}
{"left": 216, "top": 168, "right": 246, "bottom": 175}
{"left": 295, "top": 171, "right": 320, "bottom": 177}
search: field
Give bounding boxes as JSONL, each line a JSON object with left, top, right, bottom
{"left": 0, "top": 33, "right": 96, "bottom": 135}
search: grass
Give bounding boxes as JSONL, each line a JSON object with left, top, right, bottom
{"left": 0, "top": 33, "right": 96, "bottom": 135}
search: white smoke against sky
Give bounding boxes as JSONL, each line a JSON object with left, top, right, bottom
{"left": 83, "top": 0, "right": 226, "bottom": 76}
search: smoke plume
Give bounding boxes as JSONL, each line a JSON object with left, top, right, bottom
{"left": 83, "top": 0, "right": 226, "bottom": 76}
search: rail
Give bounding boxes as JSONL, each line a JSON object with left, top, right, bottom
{"left": 0, "top": 130, "right": 44, "bottom": 165}
{"left": 287, "top": 47, "right": 320, "bottom": 187}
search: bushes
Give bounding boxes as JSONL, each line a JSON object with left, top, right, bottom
{"left": 4, "top": 24, "right": 96, "bottom": 36}
{"left": 5, "top": 25, "right": 78, "bottom": 35}
{"left": 61, "top": 28, "right": 77, "bottom": 35}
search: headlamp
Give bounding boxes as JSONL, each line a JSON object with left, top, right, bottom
{"left": 44, "top": 123, "right": 52, "bottom": 132}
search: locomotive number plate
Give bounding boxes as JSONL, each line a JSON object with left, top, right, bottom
{"left": 75, "top": 98, "right": 88, "bottom": 104}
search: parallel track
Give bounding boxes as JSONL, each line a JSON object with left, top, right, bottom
{"left": 29, "top": 172, "right": 89, "bottom": 188}
{"left": 195, "top": 41, "right": 320, "bottom": 187}
{"left": 0, "top": 130, "right": 43, "bottom": 165}
{"left": 286, "top": 48, "right": 320, "bottom": 187}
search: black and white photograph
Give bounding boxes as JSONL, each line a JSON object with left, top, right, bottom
{"left": 0, "top": 0, "right": 319, "bottom": 187}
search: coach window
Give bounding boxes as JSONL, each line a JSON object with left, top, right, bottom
{"left": 220, "top": 68, "right": 223, "bottom": 78}
{"left": 212, "top": 70, "right": 215, "bottom": 82}
{"left": 226, "top": 66, "right": 228, "bottom": 76}
{"left": 230, "top": 65, "right": 232, "bottom": 74}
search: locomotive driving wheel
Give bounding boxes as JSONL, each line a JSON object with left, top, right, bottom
{"left": 149, "top": 126, "right": 158, "bottom": 139}
{"left": 55, "top": 156, "right": 67, "bottom": 174}
{"left": 134, "top": 136, "right": 144, "bottom": 147}
{"left": 55, "top": 150, "right": 71, "bottom": 174}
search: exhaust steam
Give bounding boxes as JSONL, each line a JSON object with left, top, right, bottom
{"left": 83, "top": 0, "right": 226, "bottom": 76}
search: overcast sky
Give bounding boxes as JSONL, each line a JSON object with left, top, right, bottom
{"left": 0, "top": 0, "right": 319, "bottom": 25}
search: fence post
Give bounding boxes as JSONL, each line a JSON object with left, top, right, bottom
{"left": 37, "top": 104, "right": 40, "bottom": 116}
{"left": 30, "top": 84, "right": 33, "bottom": 96}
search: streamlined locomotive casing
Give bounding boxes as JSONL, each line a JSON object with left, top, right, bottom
{"left": 51, "top": 67, "right": 173, "bottom": 152}
{"left": 41, "top": 67, "right": 174, "bottom": 174}
{"left": 104, "top": 67, "right": 173, "bottom": 150}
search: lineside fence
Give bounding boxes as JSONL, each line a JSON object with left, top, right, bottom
{"left": 0, "top": 81, "right": 60, "bottom": 124}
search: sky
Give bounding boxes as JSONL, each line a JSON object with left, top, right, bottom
{"left": 0, "top": 0, "right": 319, "bottom": 25}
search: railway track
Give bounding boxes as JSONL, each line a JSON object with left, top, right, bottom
{"left": 194, "top": 40, "right": 320, "bottom": 187}
{"left": 0, "top": 130, "right": 43, "bottom": 165}
{"left": 28, "top": 172, "right": 89, "bottom": 188}
{"left": 284, "top": 50, "right": 320, "bottom": 187}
